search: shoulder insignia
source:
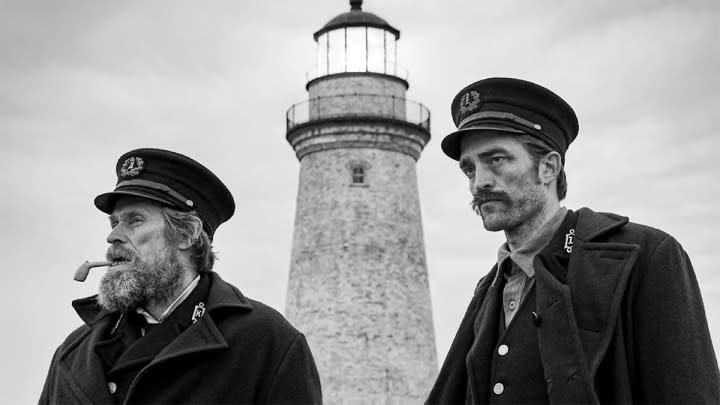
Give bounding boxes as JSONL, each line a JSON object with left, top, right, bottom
{"left": 191, "top": 302, "right": 206, "bottom": 324}
{"left": 564, "top": 229, "right": 575, "bottom": 253}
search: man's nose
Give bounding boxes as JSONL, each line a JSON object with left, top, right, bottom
{"left": 471, "top": 168, "right": 494, "bottom": 192}
{"left": 106, "top": 224, "right": 127, "bottom": 244}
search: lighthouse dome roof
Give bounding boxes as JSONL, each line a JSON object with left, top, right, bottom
{"left": 313, "top": 0, "right": 399, "bottom": 40}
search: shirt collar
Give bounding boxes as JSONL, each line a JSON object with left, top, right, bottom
{"left": 136, "top": 274, "right": 201, "bottom": 325}
{"left": 497, "top": 207, "right": 568, "bottom": 278}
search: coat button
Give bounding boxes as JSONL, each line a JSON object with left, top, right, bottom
{"left": 497, "top": 344, "right": 509, "bottom": 356}
{"left": 108, "top": 381, "right": 117, "bottom": 394}
{"left": 531, "top": 311, "right": 541, "bottom": 326}
{"left": 493, "top": 382, "right": 504, "bottom": 395}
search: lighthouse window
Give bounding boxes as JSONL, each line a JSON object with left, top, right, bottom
{"left": 346, "top": 27, "right": 367, "bottom": 72}
{"left": 328, "top": 29, "right": 345, "bottom": 74}
{"left": 351, "top": 166, "right": 365, "bottom": 184}
{"left": 385, "top": 31, "right": 396, "bottom": 75}
{"left": 317, "top": 33, "right": 329, "bottom": 76}
{"left": 367, "top": 28, "right": 385, "bottom": 73}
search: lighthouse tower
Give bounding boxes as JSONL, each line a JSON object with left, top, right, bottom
{"left": 285, "top": 1, "right": 437, "bottom": 403}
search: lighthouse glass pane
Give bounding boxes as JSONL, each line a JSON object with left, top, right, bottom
{"left": 316, "top": 33, "right": 328, "bottom": 77}
{"left": 328, "top": 29, "right": 345, "bottom": 74}
{"left": 385, "top": 31, "right": 396, "bottom": 75}
{"left": 345, "top": 27, "right": 367, "bottom": 72}
{"left": 367, "top": 28, "right": 385, "bottom": 73}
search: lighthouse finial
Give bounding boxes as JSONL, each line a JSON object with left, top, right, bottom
{"left": 350, "top": 0, "right": 362, "bottom": 11}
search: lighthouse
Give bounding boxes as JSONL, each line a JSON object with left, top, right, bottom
{"left": 285, "top": 1, "right": 437, "bottom": 403}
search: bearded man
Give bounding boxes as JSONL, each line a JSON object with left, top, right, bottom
{"left": 40, "top": 148, "right": 322, "bottom": 404}
{"left": 426, "top": 78, "right": 719, "bottom": 404}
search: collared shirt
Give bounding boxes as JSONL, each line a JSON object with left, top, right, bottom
{"left": 501, "top": 262, "right": 532, "bottom": 326}
{"left": 494, "top": 207, "right": 568, "bottom": 326}
{"left": 136, "top": 275, "right": 201, "bottom": 330}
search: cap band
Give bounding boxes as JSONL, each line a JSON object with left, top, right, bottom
{"left": 116, "top": 179, "right": 194, "bottom": 208}
{"left": 458, "top": 111, "right": 542, "bottom": 132}
{"left": 456, "top": 124, "right": 525, "bottom": 134}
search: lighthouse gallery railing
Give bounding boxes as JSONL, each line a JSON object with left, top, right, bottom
{"left": 286, "top": 94, "right": 430, "bottom": 132}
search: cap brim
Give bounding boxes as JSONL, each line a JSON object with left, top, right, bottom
{"left": 440, "top": 125, "right": 524, "bottom": 160}
{"left": 94, "top": 190, "right": 176, "bottom": 214}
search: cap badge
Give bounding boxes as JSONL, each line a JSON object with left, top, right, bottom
{"left": 459, "top": 90, "right": 481, "bottom": 114}
{"left": 120, "top": 156, "right": 144, "bottom": 178}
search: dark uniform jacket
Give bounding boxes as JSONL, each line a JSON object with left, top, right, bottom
{"left": 427, "top": 207, "right": 720, "bottom": 404}
{"left": 39, "top": 272, "right": 322, "bottom": 404}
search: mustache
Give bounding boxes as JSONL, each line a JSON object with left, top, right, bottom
{"left": 105, "top": 245, "right": 135, "bottom": 262}
{"left": 470, "top": 190, "right": 510, "bottom": 208}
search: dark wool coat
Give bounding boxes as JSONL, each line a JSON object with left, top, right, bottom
{"left": 427, "top": 207, "right": 720, "bottom": 404}
{"left": 39, "top": 272, "right": 322, "bottom": 404}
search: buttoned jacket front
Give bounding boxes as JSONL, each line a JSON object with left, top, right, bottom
{"left": 427, "top": 207, "right": 720, "bottom": 404}
{"left": 39, "top": 272, "right": 322, "bottom": 404}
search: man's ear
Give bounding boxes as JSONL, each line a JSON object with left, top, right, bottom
{"left": 177, "top": 237, "right": 193, "bottom": 251}
{"left": 538, "top": 151, "right": 562, "bottom": 185}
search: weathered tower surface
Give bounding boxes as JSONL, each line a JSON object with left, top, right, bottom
{"left": 285, "top": 1, "right": 437, "bottom": 403}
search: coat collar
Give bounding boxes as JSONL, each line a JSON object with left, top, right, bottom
{"left": 574, "top": 207, "right": 629, "bottom": 242}
{"left": 204, "top": 271, "right": 253, "bottom": 313}
{"left": 72, "top": 296, "right": 113, "bottom": 327}
{"left": 534, "top": 207, "right": 639, "bottom": 404}
{"left": 61, "top": 271, "right": 252, "bottom": 404}
{"left": 497, "top": 206, "right": 568, "bottom": 278}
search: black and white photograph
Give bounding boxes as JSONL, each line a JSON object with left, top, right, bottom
{"left": 2, "top": 0, "right": 719, "bottom": 403}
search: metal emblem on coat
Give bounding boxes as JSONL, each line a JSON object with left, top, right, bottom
{"left": 191, "top": 302, "right": 206, "bottom": 324}
{"left": 120, "top": 156, "right": 144, "bottom": 177}
{"left": 564, "top": 229, "right": 575, "bottom": 253}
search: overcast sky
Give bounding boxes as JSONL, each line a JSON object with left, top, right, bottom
{"left": 2, "top": 0, "right": 719, "bottom": 403}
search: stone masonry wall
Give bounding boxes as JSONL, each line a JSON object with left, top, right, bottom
{"left": 286, "top": 145, "right": 437, "bottom": 404}
{"left": 308, "top": 74, "right": 407, "bottom": 99}
{"left": 307, "top": 75, "right": 407, "bottom": 122}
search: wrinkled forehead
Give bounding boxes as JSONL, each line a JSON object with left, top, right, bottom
{"left": 109, "top": 195, "right": 164, "bottom": 217}
{"left": 459, "top": 131, "right": 527, "bottom": 157}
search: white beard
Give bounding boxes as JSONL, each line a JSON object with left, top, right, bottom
{"left": 97, "top": 247, "right": 185, "bottom": 312}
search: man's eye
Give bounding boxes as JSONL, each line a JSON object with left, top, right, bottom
{"left": 110, "top": 221, "right": 118, "bottom": 228}
{"left": 461, "top": 166, "right": 474, "bottom": 178}
{"left": 490, "top": 156, "right": 506, "bottom": 165}
{"left": 130, "top": 216, "right": 144, "bottom": 225}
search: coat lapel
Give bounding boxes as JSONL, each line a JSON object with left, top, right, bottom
{"left": 57, "top": 317, "right": 116, "bottom": 405}
{"left": 151, "top": 313, "right": 229, "bottom": 363}
{"left": 110, "top": 318, "right": 185, "bottom": 373}
{"left": 567, "top": 240, "right": 638, "bottom": 375}
{"left": 535, "top": 208, "right": 639, "bottom": 404}
{"left": 426, "top": 271, "right": 494, "bottom": 404}
{"left": 465, "top": 268, "right": 504, "bottom": 403}
{"left": 535, "top": 257, "right": 598, "bottom": 403}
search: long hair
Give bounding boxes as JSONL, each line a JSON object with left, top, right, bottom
{"left": 517, "top": 135, "right": 568, "bottom": 201}
{"left": 161, "top": 208, "right": 216, "bottom": 273}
